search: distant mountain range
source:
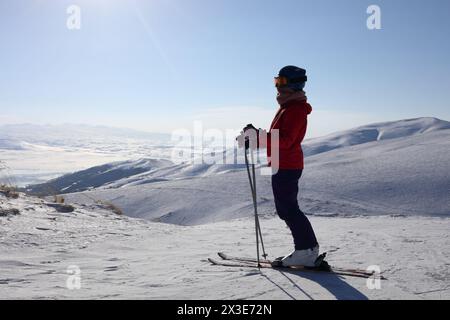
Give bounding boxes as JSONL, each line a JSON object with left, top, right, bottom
{"left": 0, "top": 123, "right": 172, "bottom": 150}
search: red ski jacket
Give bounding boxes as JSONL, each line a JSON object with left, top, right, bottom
{"left": 267, "top": 99, "right": 312, "bottom": 169}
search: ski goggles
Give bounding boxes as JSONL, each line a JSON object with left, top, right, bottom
{"left": 274, "top": 76, "right": 288, "bottom": 88}
{"left": 274, "top": 75, "right": 308, "bottom": 87}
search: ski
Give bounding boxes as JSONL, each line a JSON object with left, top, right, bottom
{"left": 216, "top": 252, "right": 386, "bottom": 279}
{"left": 218, "top": 252, "right": 271, "bottom": 264}
{"left": 218, "top": 252, "right": 374, "bottom": 275}
{"left": 208, "top": 258, "right": 382, "bottom": 279}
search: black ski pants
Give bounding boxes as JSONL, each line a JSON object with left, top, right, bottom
{"left": 271, "top": 169, "right": 318, "bottom": 250}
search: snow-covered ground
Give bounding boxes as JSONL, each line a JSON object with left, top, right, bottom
{"left": 1, "top": 192, "right": 449, "bottom": 300}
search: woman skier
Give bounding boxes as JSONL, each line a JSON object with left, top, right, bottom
{"left": 240, "top": 65, "right": 319, "bottom": 267}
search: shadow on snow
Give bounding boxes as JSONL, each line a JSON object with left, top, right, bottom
{"left": 261, "top": 268, "right": 369, "bottom": 300}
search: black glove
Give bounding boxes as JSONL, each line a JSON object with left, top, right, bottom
{"left": 238, "top": 124, "right": 260, "bottom": 150}
{"left": 243, "top": 123, "right": 258, "bottom": 133}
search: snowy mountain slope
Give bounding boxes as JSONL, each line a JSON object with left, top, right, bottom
{"left": 64, "top": 170, "right": 261, "bottom": 225}
{"left": 1, "top": 192, "right": 449, "bottom": 299}
{"left": 25, "top": 158, "right": 174, "bottom": 195}
{"left": 24, "top": 147, "right": 256, "bottom": 194}
{"left": 62, "top": 127, "right": 450, "bottom": 225}
{"left": 301, "top": 129, "right": 450, "bottom": 217}
{"left": 302, "top": 117, "right": 450, "bottom": 156}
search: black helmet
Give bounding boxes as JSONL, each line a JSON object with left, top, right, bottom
{"left": 275, "top": 65, "right": 307, "bottom": 91}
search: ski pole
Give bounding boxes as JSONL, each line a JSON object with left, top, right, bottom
{"left": 249, "top": 148, "right": 267, "bottom": 260}
{"left": 244, "top": 146, "right": 260, "bottom": 266}
{"left": 244, "top": 144, "right": 267, "bottom": 267}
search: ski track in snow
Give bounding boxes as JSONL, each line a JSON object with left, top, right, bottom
{"left": 1, "top": 193, "right": 449, "bottom": 300}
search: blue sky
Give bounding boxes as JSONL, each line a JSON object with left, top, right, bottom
{"left": 0, "top": 0, "right": 449, "bottom": 137}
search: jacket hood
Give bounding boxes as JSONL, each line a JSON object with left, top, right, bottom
{"left": 306, "top": 103, "right": 312, "bottom": 114}
{"left": 283, "top": 99, "right": 312, "bottom": 115}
